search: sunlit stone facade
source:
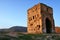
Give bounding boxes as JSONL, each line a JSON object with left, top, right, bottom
{"left": 27, "top": 3, "right": 55, "bottom": 34}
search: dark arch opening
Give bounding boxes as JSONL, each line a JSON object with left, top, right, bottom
{"left": 46, "top": 18, "right": 52, "bottom": 33}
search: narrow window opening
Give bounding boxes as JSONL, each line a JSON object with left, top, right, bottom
{"left": 33, "top": 16, "right": 34, "bottom": 19}
{"left": 37, "top": 25, "right": 40, "bottom": 30}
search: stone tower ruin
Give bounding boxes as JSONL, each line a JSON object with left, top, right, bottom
{"left": 27, "top": 3, "right": 55, "bottom": 34}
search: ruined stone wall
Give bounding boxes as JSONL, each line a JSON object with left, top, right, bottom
{"left": 40, "top": 3, "right": 55, "bottom": 33}
{"left": 27, "top": 3, "right": 55, "bottom": 34}
{"left": 27, "top": 3, "right": 43, "bottom": 34}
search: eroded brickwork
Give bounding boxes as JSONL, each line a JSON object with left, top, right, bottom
{"left": 27, "top": 3, "right": 55, "bottom": 34}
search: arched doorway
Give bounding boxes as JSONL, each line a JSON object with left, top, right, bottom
{"left": 46, "top": 18, "right": 52, "bottom": 33}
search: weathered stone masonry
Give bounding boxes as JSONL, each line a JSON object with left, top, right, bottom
{"left": 27, "top": 3, "right": 55, "bottom": 34}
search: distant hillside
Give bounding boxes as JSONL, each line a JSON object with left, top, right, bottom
{"left": 0, "top": 26, "right": 27, "bottom": 32}
{"left": 0, "top": 29, "right": 9, "bottom": 32}
{"left": 9, "top": 26, "right": 27, "bottom": 32}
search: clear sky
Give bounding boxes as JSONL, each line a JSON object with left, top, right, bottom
{"left": 0, "top": 0, "right": 60, "bottom": 29}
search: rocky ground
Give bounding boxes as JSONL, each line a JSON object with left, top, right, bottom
{"left": 18, "top": 33, "right": 60, "bottom": 40}
{"left": 0, "top": 33, "right": 60, "bottom": 40}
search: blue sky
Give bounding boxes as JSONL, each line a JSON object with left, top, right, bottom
{"left": 0, "top": 0, "right": 60, "bottom": 29}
